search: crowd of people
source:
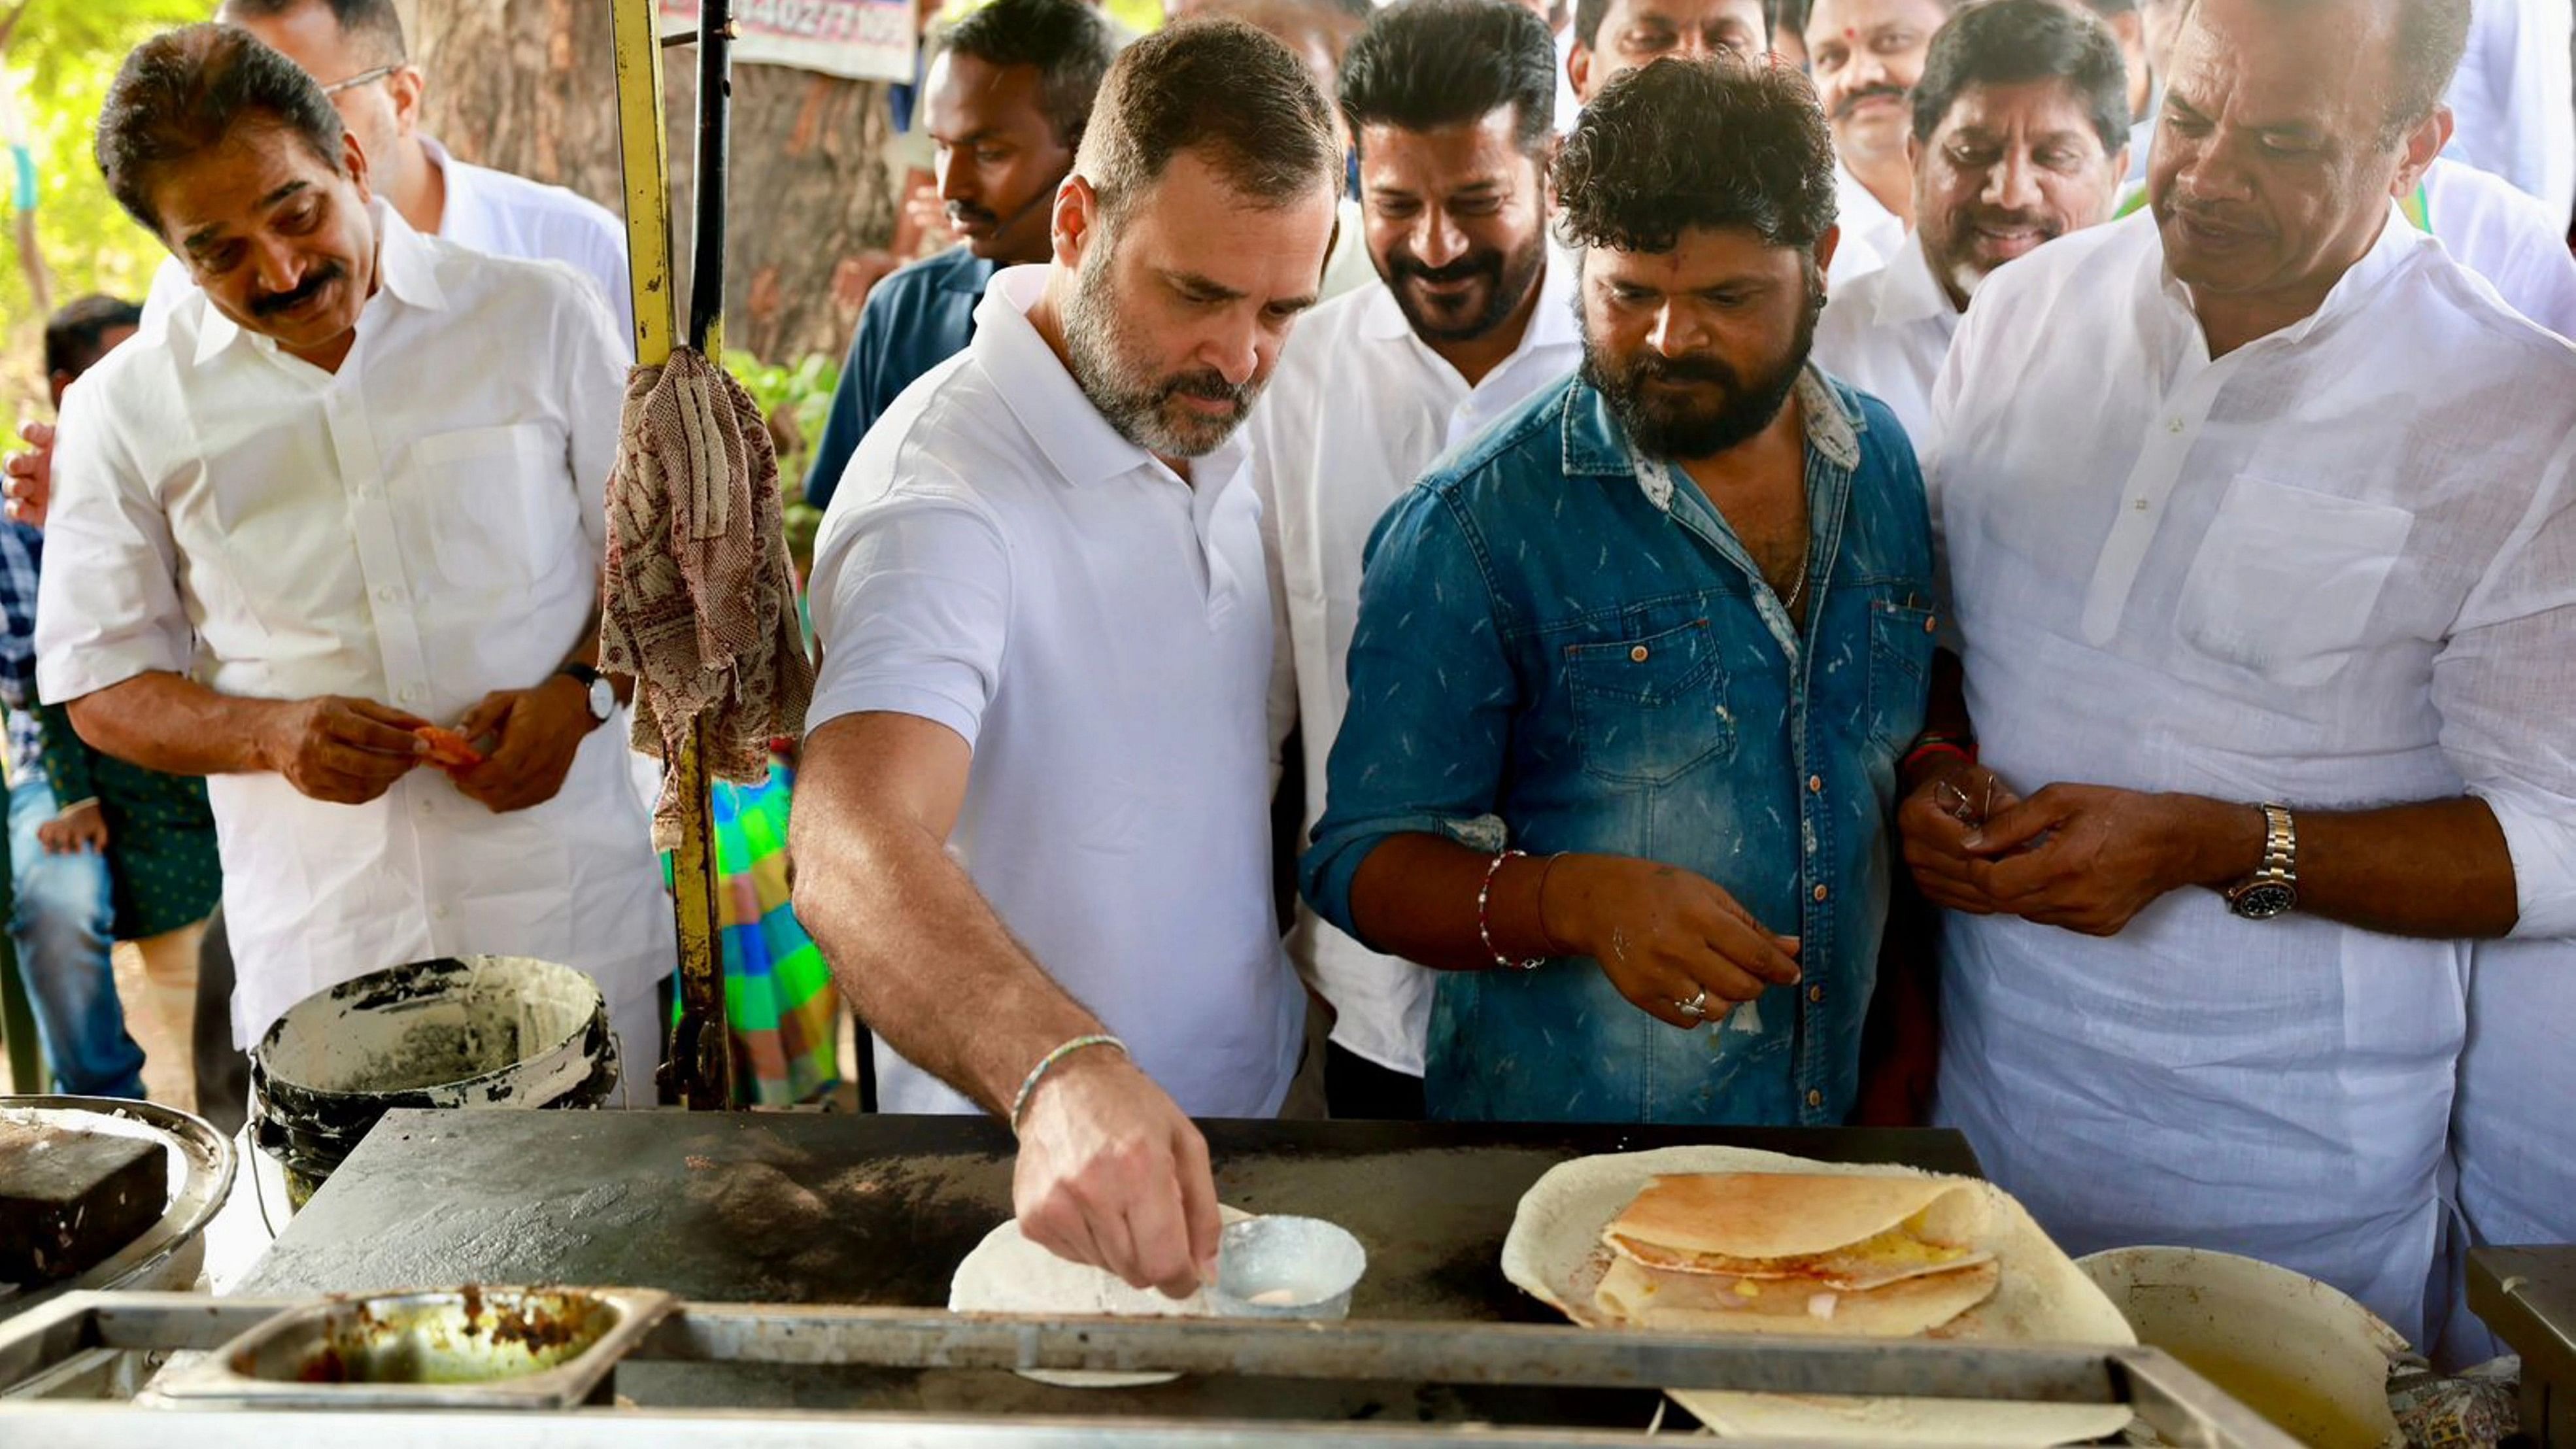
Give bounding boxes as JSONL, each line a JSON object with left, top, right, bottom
{"left": 5, "top": 0, "right": 2571, "bottom": 1371}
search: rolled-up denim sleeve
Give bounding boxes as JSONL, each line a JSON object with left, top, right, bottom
{"left": 1300, "top": 486, "right": 1517, "bottom": 940}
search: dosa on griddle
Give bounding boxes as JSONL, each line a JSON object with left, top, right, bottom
{"left": 1593, "top": 1173, "right": 2000, "bottom": 1335}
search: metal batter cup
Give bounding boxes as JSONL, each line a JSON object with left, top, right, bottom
{"left": 1207, "top": 1216, "right": 1367, "bottom": 1320}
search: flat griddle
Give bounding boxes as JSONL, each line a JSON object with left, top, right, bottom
{"left": 235, "top": 1111, "right": 1978, "bottom": 1428}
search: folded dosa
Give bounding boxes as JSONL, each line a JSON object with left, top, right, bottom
{"left": 1593, "top": 1173, "right": 2000, "bottom": 1335}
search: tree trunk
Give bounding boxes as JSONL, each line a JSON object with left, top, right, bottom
{"left": 403, "top": 0, "right": 898, "bottom": 366}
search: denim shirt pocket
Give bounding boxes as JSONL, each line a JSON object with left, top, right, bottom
{"left": 1865, "top": 595, "right": 1937, "bottom": 755}
{"left": 1565, "top": 615, "right": 1734, "bottom": 785}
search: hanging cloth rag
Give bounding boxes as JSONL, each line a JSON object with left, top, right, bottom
{"left": 601, "top": 347, "right": 815, "bottom": 849}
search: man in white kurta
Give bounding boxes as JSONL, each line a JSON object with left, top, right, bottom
{"left": 1908, "top": 0, "right": 2576, "bottom": 1348}
{"left": 1248, "top": 0, "right": 1583, "bottom": 1116}
{"left": 41, "top": 28, "right": 669, "bottom": 1068}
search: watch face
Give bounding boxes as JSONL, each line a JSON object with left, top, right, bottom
{"left": 2231, "top": 882, "right": 2296, "bottom": 920}
{"left": 588, "top": 677, "right": 617, "bottom": 722}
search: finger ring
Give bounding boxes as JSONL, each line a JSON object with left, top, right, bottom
{"left": 1675, "top": 989, "right": 1708, "bottom": 1019}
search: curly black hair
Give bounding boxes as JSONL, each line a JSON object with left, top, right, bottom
{"left": 1552, "top": 56, "right": 1837, "bottom": 256}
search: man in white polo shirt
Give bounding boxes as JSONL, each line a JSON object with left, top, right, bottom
{"left": 1248, "top": 0, "right": 1580, "bottom": 1120}
{"left": 792, "top": 20, "right": 1341, "bottom": 1298}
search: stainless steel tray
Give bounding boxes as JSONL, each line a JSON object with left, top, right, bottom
{"left": 0, "top": 1290, "right": 2305, "bottom": 1446}
{"left": 143, "top": 1286, "right": 672, "bottom": 1410}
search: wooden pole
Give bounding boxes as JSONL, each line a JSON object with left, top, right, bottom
{"left": 609, "top": 0, "right": 734, "bottom": 1108}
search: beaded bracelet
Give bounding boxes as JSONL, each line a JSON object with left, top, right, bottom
{"left": 1478, "top": 849, "right": 1546, "bottom": 972}
{"left": 1008, "top": 1033, "right": 1130, "bottom": 1135}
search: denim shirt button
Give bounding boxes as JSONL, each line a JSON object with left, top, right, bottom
{"left": 1812, "top": 883, "right": 1829, "bottom": 902}
{"left": 1806, "top": 774, "right": 1823, "bottom": 793}
{"left": 1629, "top": 644, "right": 1649, "bottom": 662}
{"left": 1806, "top": 1089, "right": 1824, "bottom": 1109}
{"left": 1808, "top": 984, "right": 1824, "bottom": 1003}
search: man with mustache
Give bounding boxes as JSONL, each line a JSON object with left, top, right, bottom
{"left": 802, "top": 0, "right": 1117, "bottom": 511}
{"left": 1246, "top": 0, "right": 1582, "bottom": 1122}
{"left": 1303, "top": 57, "right": 1937, "bottom": 1125}
{"left": 1902, "top": 0, "right": 2576, "bottom": 1346}
{"left": 1814, "top": 0, "right": 2131, "bottom": 449}
{"left": 39, "top": 26, "right": 671, "bottom": 1077}
{"left": 1804, "top": 0, "right": 1959, "bottom": 281}
{"left": 792, "top": 20, "right": 1340, "bottom": 1296}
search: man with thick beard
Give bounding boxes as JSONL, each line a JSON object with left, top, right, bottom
{"left": 792, "top": 20, "right": 1341, "bottom": 1298}
{"left": 1301, "top": 56, "right": 1937, "bottom": 1126}
{"left": 1247, "top": 0, "right": 1582, "bottom": 1123}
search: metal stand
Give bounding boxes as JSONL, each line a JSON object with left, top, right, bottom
{"left": 607, "top": 0, "right": 735, "bottom": 1109}
{"left": 0, "top": 1290, "right": 2307, "bottom": 1448}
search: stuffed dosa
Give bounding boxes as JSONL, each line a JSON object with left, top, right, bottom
{"left": 1592, "top": 1173, "right": 2001, "bottom": 1335}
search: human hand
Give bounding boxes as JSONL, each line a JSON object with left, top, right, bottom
{"left": 1011, "top": 1048, "right": 1222, "bottom": 1300}
{"left": 1968, "top": 784, "right": 2259, "bottom": 936}
{"left": 262, "top": 696, "right": 430, "bottom": 804}
{"left": 6, "top": 421, "right": 55, "bottom": 529}
{"left": 36, "top": 799, "right": 110, "bottom": 855}
{"left": 449, "top": 677, "right": 593, "bottom": 813}
{"left": 1542, "top": 854, "right": 1803, "bottom": 1029}
{"left": 1897, "top": 754, "right": 2024, "bottom": 915}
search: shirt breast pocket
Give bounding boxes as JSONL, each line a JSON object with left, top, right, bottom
{"left": 403, "top": 423, "right": 574, "bottom": 591}
{"left": 1866, "top": 596, "right": 1937, "bottom": 753}
{"left": 1565, "top": 617, "right": 1733, "bottom": 786}
{"left": 2175, "top": 475, "right": 2415, "bottom": 689}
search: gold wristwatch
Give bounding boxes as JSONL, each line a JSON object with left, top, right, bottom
{"left": 2225, "top": 803, "right": 2298, "bottom": 921}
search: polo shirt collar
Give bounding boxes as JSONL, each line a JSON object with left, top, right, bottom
{"left": 192, "top": 199, "right": 444, "bottom": 366}
{"left": 973, "top": 264, "right": 1248, "bottom": 488}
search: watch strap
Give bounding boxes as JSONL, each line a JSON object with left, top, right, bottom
{"left": 556, "top": 661, "right": 603, "bottom": 688}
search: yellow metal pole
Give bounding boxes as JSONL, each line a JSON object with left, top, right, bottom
{"left": 610, "top": 0, "right": 732, "bottom": 1109}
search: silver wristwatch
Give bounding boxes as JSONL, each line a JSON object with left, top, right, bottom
{"left": 2225, "top": 802, "right": 2298, "bottom": 921}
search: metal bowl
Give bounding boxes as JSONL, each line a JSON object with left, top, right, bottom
{"left": 148, "top": 1286, "right": 673, "bottom": 1410}
{"left": 1206, "top": 1216, "right": 1367, "bottom": 1320}
{"left": 0, "top": 1096, "right": 235, "bottom": 1322}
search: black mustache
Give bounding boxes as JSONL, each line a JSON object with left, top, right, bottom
{"left": 945, "top": 201, "right": 998, "bottom": 229}
{"left": 1833, "top": 83, "right": 1908, "bottom": 120}
{"left": 1959, "top": 209, "right": 2061, "bottom": 234}
{"left": 1632, "top": 353, "right": 1738, "bottom": 388}
{"left": 250, "top": 262, "right": 343, "bottom": 317}
{"left": 1389, "top": 251, "right": 1500, "bottom": 287}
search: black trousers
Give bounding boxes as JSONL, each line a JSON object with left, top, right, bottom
{"left": 1323, "top": 1040, "right": 1427, "bottom": 1121}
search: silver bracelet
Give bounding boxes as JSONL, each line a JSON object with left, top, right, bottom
{"left": 1478, "top": 849, "right": 1546, "bottom": 971}
{"left": 1008, "top": 1033, "right": 1129, "bottom": 1135}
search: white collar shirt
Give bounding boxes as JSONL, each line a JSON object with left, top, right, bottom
{"left": 1246, "top": 257, "right": 1584, "bottom": 1076}
{"left": 141, "top": 137, "right": 634, "bottom": 349}
{"left": 1924, "top": 207, "right": 2576, "bottom": 1347}
{"left": 37, "top": 203, "right": 671, "bottom": 1046}
{"left": 1812, "top": 229, "right": 1959, "bottom": 457}
{"left": 805, "top": 265, "right": 1303, "bottom": 1118}
{"left": 2440, "top": 0, "right": 2575, "bottom": 224}
{"left": 1829, "top": 158, "right": 1907, "bottom": 284}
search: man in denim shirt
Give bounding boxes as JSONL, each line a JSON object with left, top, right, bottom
{"left": 1302, "top": 56, "right": 1936, "bottom": 1125}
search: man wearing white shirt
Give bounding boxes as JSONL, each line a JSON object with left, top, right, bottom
{"left": 2441, "top": 0, "right": 2574, "bottom": 224}
{"left": 1899, "top": 0, "right": 2576, "bottom": 1347}
{"left": 139, "top": 0, "right": 633, "bottom": 343}
{"left": 1804, "top": 0, "right": 1957, "bottom": 281}
{"left": 792, "top": 20, "right": 1340, "bottom": 1301}
{"left": 1814, "top": 0, "right": 2131, "bottom": 449}
{"left": 1249, "top": 0, "right": 1582, "bottom": 1120}
{"left": 40, "top": 26, "right": 671, "bottom": 1074}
